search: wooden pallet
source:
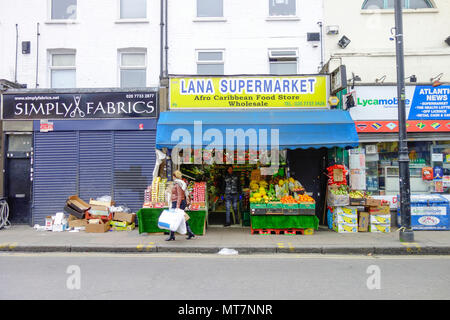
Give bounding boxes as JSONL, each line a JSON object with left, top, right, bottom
{"left": 251, "top": 228, "right": 314, "bottom": 235}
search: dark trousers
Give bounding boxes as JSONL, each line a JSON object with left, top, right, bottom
{"left": 225, "top": 194, "right": 239, "bottom": 224}
{"left": 169, "top": 200, "right": 193, "bottom": 238}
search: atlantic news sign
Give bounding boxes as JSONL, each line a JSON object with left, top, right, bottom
{"left": 2, "top": 91, "right": 158, "bottom": 120}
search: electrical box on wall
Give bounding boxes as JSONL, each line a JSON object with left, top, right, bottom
{"left": 22, "top": 41, "right": 31, "bottom": 54}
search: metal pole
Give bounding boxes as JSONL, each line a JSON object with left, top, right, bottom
{"left": 394, "top": 0, "right": 414, "bottom": 242}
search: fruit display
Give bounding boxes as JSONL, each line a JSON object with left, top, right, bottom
{"left": 192, "top": 182, "right": 206, "bottom": 203}
{"left": 329, "top": 184, "right": 349, "bottom": 196}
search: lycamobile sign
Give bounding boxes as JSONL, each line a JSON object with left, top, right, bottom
{"left": 350, "top": 85, "right": 450, "bottom": 121}
{"left": 170, "top": 76, "right": 329, "bottom": 109}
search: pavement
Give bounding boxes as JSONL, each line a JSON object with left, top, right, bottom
{"left": 0, "top": 224, "right": 449, "bottom": 255}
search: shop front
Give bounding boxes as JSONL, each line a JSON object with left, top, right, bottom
{"left": 347, "top": 84, "right": 450, "bottom": 230}
{"left": 2, "top": 89, "right": 158, "bottom": 226}
{"left": 137, "top": 75, "right": 359, "bottom": 235}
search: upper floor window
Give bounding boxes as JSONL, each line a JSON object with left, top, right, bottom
{"left": 362, "top": 0, "right": 434, "bottom": 9}
{"left": 197, "top": 50, "right": 224, "bottom": 75}
{"left": 50, "top": 51, "right": 76, "bottom": 88}
{"left": 269, "top": 49, "right": 298, "bottom": 75}
{"left": 269, "top": 0, "right": 296, "bottom": 16}
{"left": 120, "top": 0, "right": 147, "bottom": 19}
{"left": 197, "top": 0, "right": 223, "bottom": 18}
{"left": 51, "top": 0, "right": 77, "bottom": 20}
{"left": 119, "top": 51, "right": 147, "bottom": 88}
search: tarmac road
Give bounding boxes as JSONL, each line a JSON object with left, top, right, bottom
{"left": 0, "top": 252, "right": 449, "bottom": 300}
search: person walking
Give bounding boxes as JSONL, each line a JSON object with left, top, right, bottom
{"left": 223, "top": 166, "right": 241, "bottom": 227}
{"left": 165, "top": 170, "right": 195, "bottom": 241}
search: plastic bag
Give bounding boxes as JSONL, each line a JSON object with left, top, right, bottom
{"left": 157, "top": 208, "right": 185, "bottom": 232}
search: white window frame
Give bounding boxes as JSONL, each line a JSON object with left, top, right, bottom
{"left": 268, "top": 48, "right": 299, "bottom": 75}
{"left": 116, "top": 0, "right": 149, "bottom": 24}
{"left": 196, "top": 50, "right": 225, "bottom": 75}
{"left": 118, "top": 49, "right": 148, "bottom": 88}
{"left": 361, "top": 0, "right": 438, "bottom": 13}
{"left": 47, "top": 0, "right": 78, "bottom": 23}
{"left": 194, "top": 0, "right": 226, "bottom": 22}
{"left": 48, "top": 50, "right": 76, "bottom": 88}
{"left": 267, "top": 0, "right": 300, "bottom": 21}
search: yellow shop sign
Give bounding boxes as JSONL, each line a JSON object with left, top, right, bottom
{"left": 169, "top": 76, "right": 329, "bottom": 109}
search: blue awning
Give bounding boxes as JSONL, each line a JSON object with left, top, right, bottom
{"left": 156, "top": 110, "right": 359, "bottom": 150}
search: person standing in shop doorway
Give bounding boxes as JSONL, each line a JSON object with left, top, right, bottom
{"left": 223, "top": 166, "right": 241, "bottom": 227}
{"left": 166, "top": 170, "right": 195, "bottom": 241}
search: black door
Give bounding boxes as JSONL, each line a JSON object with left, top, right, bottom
{"left": 287, "top": 148, "right": 328, "bottom": 225}
{"left": 5, "top": 134, "right": 32, "bottom": 225}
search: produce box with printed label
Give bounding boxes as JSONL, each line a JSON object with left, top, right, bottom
{"left": 327, "top": 185, "right": 349, "bottom": 206}
{"left": 369, "top": 224, "right": 391, "bottom": 233}
{"left": 370, "top": 214, "right": 391, "bottom": 225}
{"left": 333, "top": 222, "right": 358, "bottom": 233}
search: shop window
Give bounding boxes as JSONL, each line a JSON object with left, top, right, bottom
{"left": 362, "top": 0, "right": 434, "bottom": 9}
{"left": 197, "top": 0, "right": 223, "bottom": 17}
{"left": 269, "top": 0, "right": 296, "bottom": 16}
{"left": 120, "top": 0, "right": 147, "bottom": 19}
{"left": 196, "top": 50, "right": 224, "bottom": 75}
{"left": 119, "top": 51, "right": 147, "bottom": 88}
{"left": 269, "top": 49, "right": 298, "bottom": 75}
{"left": 50, "top": 52, "right": 76, "bottom": 88}
{"left": 51, "top": 0, "right": 77, "bottom": 20}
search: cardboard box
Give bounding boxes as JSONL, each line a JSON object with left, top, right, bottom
{"left": 111, "top": 223, "right": 135, "bottom": 231}
{"left": 369, "top": 224, "right": 391, "bottom": 233}
{"left": 67, "top": 196, "right": 90, "bottom": 212}
{"left": 64, "top": 204, "right": 85, "bottom": 219}
{"left": 349, "top": 197, "right": 366, "bottom": 206}
{"left": 370, "top": 214, "right": 391, "bottom": 225}
{"left": 333, "top": 222, "right": 358, "bottom": 233}
{"left": 327, "top": 186, "right": 349, "bottom": 206}
{"left": 89, "top": 198, "right": 115, "bottom": 207}
{"left": 358, "top": 212, "right": 369, "bottom": 232}
{"left": 88, "top": 205, "right": 109, "bottom": 216}
{"left": 68, "top": 215, "right": 88, "bottom": 228}
{"left": 109, "top": 220, "right": 130, "bottom": 228}
{"left": 85, "top": 219, "right": 110, "bottom": 233}
{"left": 113, "top": 212, "right": 136, "bottom": 224}
{"left": 369, "top": 205, "right": 390, "bottom": 215}
{"left": 334, "top": 214, "right": 358, "bottom": 225}
{"left": 365, "top": 198, "right": 382, "bottom": 207}
{"left": 334, "top": 206, "right": 358, "bottom": 217}
{"left": 45, "top": 216, "right": 53, "bottom": 231}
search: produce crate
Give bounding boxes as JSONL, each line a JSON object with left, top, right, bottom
{"left": 283, "top": 208, "right": 301, "bottom": 215}
{"left": 282, "top": 203, "right": 299, "bottom": 209}
{"left": 250, "top": 203, "right": 267, "bottom": 209}
{"left": 266, "top": 208, "right": 283, "bottom": 215}
{"left": 251, "top": 208, "right": 267, "bottom": 216}
{"left": 349, "top": 198, "right": 366, "bottom": 206}
{"left": 298, "top": 208, "right": 316, "bottom": 216}
{"left": 297, "top": 203, "right": 315, "bottom": 209}
{"left": 266, "top": 202, "right": 283, "bottom": 209}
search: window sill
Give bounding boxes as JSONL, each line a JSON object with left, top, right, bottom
{"left": 266, "top": 16, "right": 300, "bottom": 21}
{"left": 192, "top": 17, "right": 227, "bottom": 22}
{"left": 361, "top": 8, "right": 439, "bottom": 14}
{"left": 45, "top": 20, "right": 79, "bottom": 25}
{"left": 115, "top": 19, "right": 150, "bottom": 24}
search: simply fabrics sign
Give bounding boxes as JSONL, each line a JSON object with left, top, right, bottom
{"left": 169, "top": 76, "right": 329, "bottom": 109}
{"left": 2, "top": 91, "right": 158, "bottom": 120}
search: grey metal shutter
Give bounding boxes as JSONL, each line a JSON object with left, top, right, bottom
{"left": 79, "top": 131, "right": 113, "bottom": 201}
{"left": 32, "top": 131, "right": 78, "bottom": 225}
{"left": 113, "top": 131, "right": 156, "bottom": 212}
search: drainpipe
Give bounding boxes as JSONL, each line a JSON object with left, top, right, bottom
{"left": 36, "top": 23, "right": 40, "bottom": 88}
{"left": 15, "top": 24, "right": 18, "bottom": 83}
{"left": 160, "top": 0, "right": 164, "bottom": 81}
{"left": 164, "top": 0, "right": 168, "bottom": 78}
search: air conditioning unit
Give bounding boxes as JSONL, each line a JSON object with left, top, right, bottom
{"left": 365, "top": 145, "right": 378, "bottom": 154}
{"left": 326, "top": 25, "right": 339, "bottom": 35}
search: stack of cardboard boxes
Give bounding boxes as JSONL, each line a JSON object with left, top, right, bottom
{"left": 329, "top": 197, "right": 392, "bottom": 233}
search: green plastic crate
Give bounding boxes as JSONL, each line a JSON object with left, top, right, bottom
{"left": 297, "top": 203, "right": 315, "bottom": 209}
{"left": 250, "top": 203, "right": 267, "bottom": 209}
{"left": 266, "top": 202, "right": 283, "bottom": 209}
{"left": 282, "top": 203, "right": 299, "bottom": 209}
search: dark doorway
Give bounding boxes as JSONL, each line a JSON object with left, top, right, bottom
{"left": 5, "top": 134, "right": 32, "bottom": 225}
{"left": 287, "top": 148, "right": 328, "bottom": 225}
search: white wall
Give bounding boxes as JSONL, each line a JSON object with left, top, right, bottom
{"left": 323, "top": 0, "right": 450, "bottom": 84}
{"left": 168, "top": 0, "right": 324, "bottom": 75}
{"left": 0, "top": 0, "right": 161, "bottom": 89}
